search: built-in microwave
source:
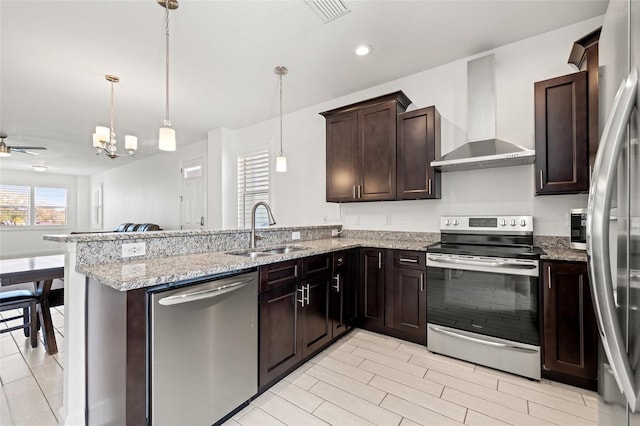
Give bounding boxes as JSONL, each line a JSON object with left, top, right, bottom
{"left": 570, "top": 208, "right": 587, "bottom": 250}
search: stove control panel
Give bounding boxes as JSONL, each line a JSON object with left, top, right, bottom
{"left": 440, "top": 215, "right": 533, "bottom": 233}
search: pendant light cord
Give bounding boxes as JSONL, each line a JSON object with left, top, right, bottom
{"left": 164, "top": 3, "right": 171, "bottom": 126}
{"left": 279, "top": 72, "right": 283, "bottom": 156}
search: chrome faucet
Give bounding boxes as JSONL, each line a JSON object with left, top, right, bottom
{"left": 250, "top": 201, "right": 276, "bottom": 249}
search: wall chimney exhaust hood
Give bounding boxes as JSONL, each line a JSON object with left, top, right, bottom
{"left": 431, "top": 54, "right": 535, "bottom": 172}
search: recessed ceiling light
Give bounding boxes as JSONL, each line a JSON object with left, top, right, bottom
{"left": 355, "top": 45, "right": 372, "bottom": 56}
{"left": 32, "top": 164, "right": 47, "bottom": 172}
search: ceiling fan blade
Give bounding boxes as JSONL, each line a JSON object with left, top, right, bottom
{"left": 8, "top": 146, "right": 47, "bottom": 150}
{"left": 11, "top": 149, "right": 40, "bottom": 155}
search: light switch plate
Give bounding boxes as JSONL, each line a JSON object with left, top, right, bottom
{"left": 122, "top": 242, "right": 146, "bottom": 258}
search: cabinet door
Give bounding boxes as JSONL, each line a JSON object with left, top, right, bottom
{"left": 326, "top": 112, "right": 358, "bottom": 202}
{"left": 358, "top": 101, "right": 397, "bottom": 201}
{"left": 359, "top": 249, "right": 386, "bottom": 330}
{"left": 542, "top": 261, "right": 597, "bottom": 389}
{"left": 301, "top": 277, "right": 332, "bottom": 357}
{"left": 259, "top": 285, "right": 302, "bottom": 389}
{"left": 397, "top": 106, "right": 441, "bottom": 199}
{"left": 535, "top": 71, "right": 589, "bottom": 194}
{"left": 388, "top": 267, "right": 427, "bottom": 345}
{"left": 331, "top": 251, "right": 348, "bottom": 339}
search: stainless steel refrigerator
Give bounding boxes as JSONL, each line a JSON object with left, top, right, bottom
{"left": 587, "top": 0, "right": 639, "bottom": 425}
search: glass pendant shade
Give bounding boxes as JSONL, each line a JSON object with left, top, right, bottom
{"left": 92, "top": 133, "right": 101, "bottom": 147}
{"left": 276, "top": 154, "right": 287, "bottom": 172}
{"left": 159, "top": 126, "right": 176, "bottom": 151}
{"left": 125, "top": 135, "right": 138, "bottom": 150}
{"left": 96, "top": 126, "right": 110, "bottom": 142}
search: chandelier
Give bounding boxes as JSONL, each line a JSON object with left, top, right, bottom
{"left": 92, "top": 74, "right": 137, "bottom": 159}
{"left": 158, "top": 0, "right": 178, "bottom": 151}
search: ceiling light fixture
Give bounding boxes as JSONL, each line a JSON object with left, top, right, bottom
{"left": 274, "top": 66, "right": 288, "bottom": 173}
{"left": 32, "top": 164, "right": 47, "bottom": 172}
{"left": 355, "top": 45, "right": 372, "bottom": 56}
{"left": 92, "top": 75, "right": 137, "bottom": 159}
{"left": 158, "top": 0, "right": 178, "bottom": 152}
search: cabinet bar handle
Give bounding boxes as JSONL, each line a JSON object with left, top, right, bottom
{"left": 378, "top": 252, "right": 382, "bottom": 269}
{"left": 333, "top": 274, "right": 340, "bottom": 292}
{"left": 358, "top": 185, "right": 362, "bottom": 199}
{"left": 353, "top": 185, "right": 356, "bottom": 199}
{"left": 428, "top": 178, "right": 432, "bottom": 195}
{"left": 305, "top": 284, "right": 310, "bottom": 304}
{"left": 297, "top": 286, "right": 306, "bottom": 307}
{"left": 547, "top": 266, "right": 552, "bottom": 289}
{"left": 399, "top": 257, "right": 418, "bottom": 263}
{"left": 420, "top": 273, "right": 424, "bottom": 291}
{"left": 539, "top": 170, "right": 544, "bottom": 190}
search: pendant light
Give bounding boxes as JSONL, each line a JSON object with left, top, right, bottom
{"left": 274, "top": 66, "right": 288, "bottom": 172}
{"left": 158, "top": 0, "right": 178, "bottom": 151}
{"left": 91, "top": 74, "right": 137, "bottom": 159}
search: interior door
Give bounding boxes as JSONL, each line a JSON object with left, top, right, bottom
{"left": 180, "top": 158, "right": 206, "bottom": 230}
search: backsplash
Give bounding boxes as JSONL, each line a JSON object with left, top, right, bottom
{"left": 340, "top": 229, "right": 440, "bottom": 245}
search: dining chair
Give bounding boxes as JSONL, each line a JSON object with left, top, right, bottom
{"left": 0, "top": 285, "right": 38, "bottom": 348}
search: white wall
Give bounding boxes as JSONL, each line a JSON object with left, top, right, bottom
{"left": 225, "top": 15, "right": 602, "bottom": 236}
{"left": 0, "top": 170, "right": 90, "bottom": 258}
{"left": 90, "top": 140, "right": 206, "bottom": 231}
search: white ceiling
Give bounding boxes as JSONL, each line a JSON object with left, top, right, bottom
{"left": 0, "top": 0, "right": 608, "bottom": 176}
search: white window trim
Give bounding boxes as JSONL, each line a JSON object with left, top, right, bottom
{"left": 0, "top": 184, "right": 69, "bottom": 230}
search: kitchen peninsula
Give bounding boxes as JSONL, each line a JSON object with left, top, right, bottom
{"left": 45, "top": 225, "right": 438, "bottom": 425}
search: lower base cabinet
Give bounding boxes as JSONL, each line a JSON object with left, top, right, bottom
{"left": 358, "top": 248, "right": 427, "bottom": 345}
{"left": 541, "top": 260, "right": 598, "bottom": 390}
{"left": 259, "top": 252, "right": 353, "bottom": 390}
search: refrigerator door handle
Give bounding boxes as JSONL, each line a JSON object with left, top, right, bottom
{"left": 587, "top": 67, "right": 639, "bottom": 412}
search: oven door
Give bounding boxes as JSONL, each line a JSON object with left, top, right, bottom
{"left": 426, "top": 253, "right": 540, "bottom": 346}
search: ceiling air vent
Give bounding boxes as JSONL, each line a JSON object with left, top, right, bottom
{"left": 305, "top": 0, "right": 351, "bottom": 23}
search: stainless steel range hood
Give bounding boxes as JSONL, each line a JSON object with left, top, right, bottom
{"left": 431, "top": 54, "right": 535, "bottom": 172}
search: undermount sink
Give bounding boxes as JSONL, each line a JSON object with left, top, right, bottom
{"left": 227, "top": 245, "right": 309, "bottom": 258}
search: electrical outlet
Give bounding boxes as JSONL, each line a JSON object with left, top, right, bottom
{"left": 331, "top": 229, "right": 339, "bottom": 237}
{"left": 122, "top": 242, "right": 146, "bottom": 258}
{"left": 385, "top": 214, "right": 392, "bottom": 225}
{"left": 353, "top": 215, "right": 360, "bottom": 225}
{"left": 291, "top": 231, "right": 301, "bottom": 240}
{"left": 121, "top": 263, "right": 146, "bottom": 279}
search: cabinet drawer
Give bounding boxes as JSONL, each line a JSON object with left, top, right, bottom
{"left": 260, "top": 259, "right": 302, "bottom": 292}
{"left": 303, "top": 254, "right": 332, "bottom": 279}
{"left": 393, "top": 250, "right": 425, "bottom": 270}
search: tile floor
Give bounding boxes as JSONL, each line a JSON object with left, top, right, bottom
{"left": 1, "top": 307, "right": 598, "bottom": 426}
{"left": 0, "top": 306, "right": 65, "bottom": 426}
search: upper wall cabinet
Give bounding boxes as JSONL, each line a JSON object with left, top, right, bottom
{"left": 397, "top": 106, "right": 441, "bottom": 199}
{"left": 534, "top": 71, "right": 589, "bottom": 194}
{"left": 321, "top": 91, "right": 412, "bottom": 202}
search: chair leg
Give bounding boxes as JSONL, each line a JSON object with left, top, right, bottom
{"left": 23, "top": 308, "right": 30, "bottom": 337}
{"left": 29, "top": 301, "right": 38, "bottom": 348}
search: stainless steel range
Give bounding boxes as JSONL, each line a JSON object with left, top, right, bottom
{"left": 426, "top": 215, "right": 542, "bottom": 380}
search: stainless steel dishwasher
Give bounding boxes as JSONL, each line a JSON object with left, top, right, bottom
{"left": 149, "top": 270, "right": 258, "bottom": 425}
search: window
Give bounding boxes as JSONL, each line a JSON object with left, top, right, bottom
{"left": 0, "top": 185, "right": 67, "bottom": 227}
{"left": 237, "top": 151, "right": 270, "bottom": 229}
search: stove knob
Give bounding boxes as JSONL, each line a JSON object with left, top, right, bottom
{"left": 453, "top": 219, "right": 459, "bottom": 226}
{"left": 520, "top": 219, "right": 527, "bottom": 227}
{"left": 510, "top": 219, "right": 517, "bottom": 226}
{"left": 445, "top": 219, "right": 451, "bottom": 226}
{"left": 499, "top": 219, "right": 506, "bottom": 226}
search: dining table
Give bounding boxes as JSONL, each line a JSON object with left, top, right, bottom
{"left": 0, "top": 254, "right": 65, "bottom": 354}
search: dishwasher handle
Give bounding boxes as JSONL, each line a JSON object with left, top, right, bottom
{"left": 158, "top": 277, "right": 254, "bottom": 306}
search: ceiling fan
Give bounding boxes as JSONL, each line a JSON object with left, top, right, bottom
{"left": 0, "top": 132, "right": 47, "bottom": 157}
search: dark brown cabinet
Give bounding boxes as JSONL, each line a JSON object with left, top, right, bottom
{"left": 541, "top": 261, "right": 598, "bottom": 390}
{"left": 259, "top": 254, "right": 335, "bottom": 389}
{"left": 330, "top": 251, "right": 349, "bottom": 339}
{"left": 534, "top": 71, "right": 589, "bottom": 194}
{"left": 385, "top": 250, "right": 427, "bottom": 344}
{"left": 397, "top": 106, "right": 441, "bottom": 199}
{"left": 358, "top": 248, "right": 386, "bottom": 331}
{"left": 321, "top": 91, "right": 412, "bottom": 202}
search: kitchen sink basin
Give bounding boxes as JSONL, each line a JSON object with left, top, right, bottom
{"left": 227, "top": 245, "right": 310, "bottom": 258}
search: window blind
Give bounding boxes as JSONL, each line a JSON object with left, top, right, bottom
{"left": 237, "top": 151, "right": 270, "bottom": 229}
{"left": 0, "top": 184, "right": 30, "bottom": 226}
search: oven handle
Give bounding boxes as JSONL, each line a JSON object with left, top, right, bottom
{"left": 426, "top": 255, "right": 538, "bottom": 276}
{"left": 429, "top": 325, "right": 538, "bottom": 354}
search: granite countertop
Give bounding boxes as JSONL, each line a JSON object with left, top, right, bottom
{"left": 539, "top": 248, "right": 588, "bottom": 263}
{"left": 78, "top": 237, "right": 430, "bottom": 291}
